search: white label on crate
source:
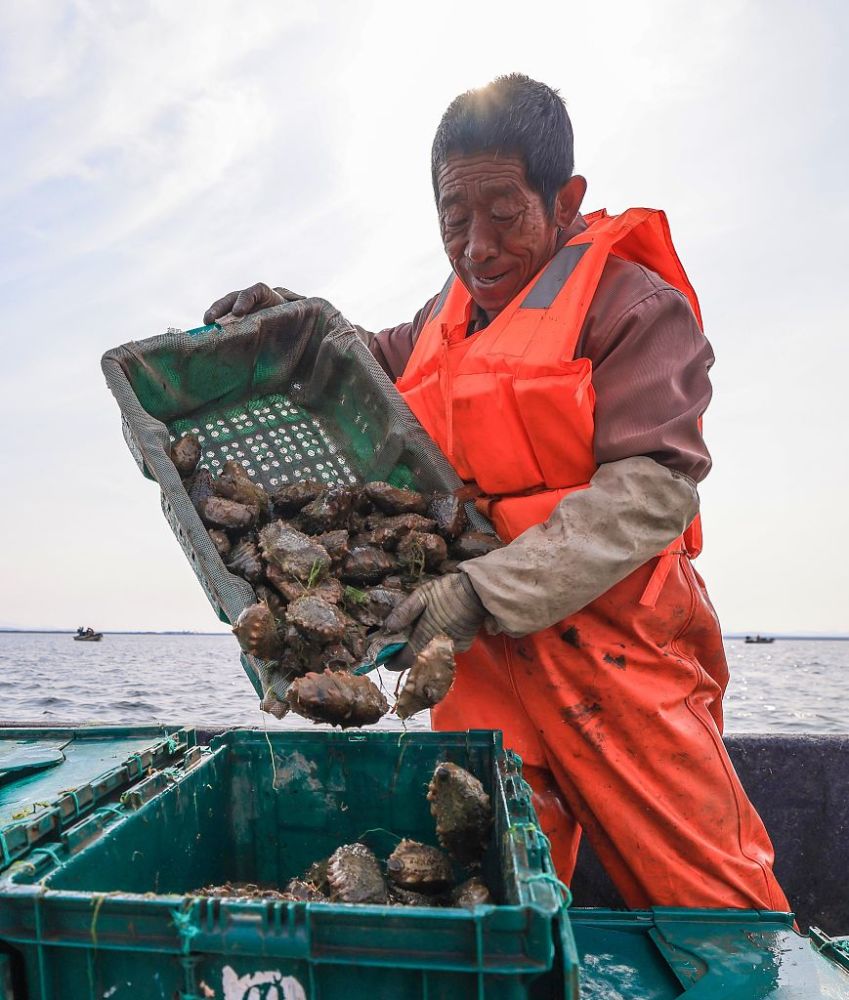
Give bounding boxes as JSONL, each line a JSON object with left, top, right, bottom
{"left": 221, "top": 966, "right": 307, "bottom": 1000}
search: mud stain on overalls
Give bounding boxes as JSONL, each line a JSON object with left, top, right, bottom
{"left": 560, "top": 626, "right": 581, "bottom": 648}
{"left": 603, "top": 652, "right": 627, "bottom": 669}
{"left": 561, "top": 700, "right": 605, "bottom": 750}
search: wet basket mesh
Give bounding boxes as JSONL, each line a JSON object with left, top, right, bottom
{"left": 101, "top": 298, "right": 488, "bottom": 705}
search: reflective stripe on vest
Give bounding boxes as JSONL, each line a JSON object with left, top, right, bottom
{"left": 397, "top": 208, "right": 704, "bottom": 606}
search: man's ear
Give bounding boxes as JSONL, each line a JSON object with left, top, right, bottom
{"left": 554, "top": 174, "right": 587, "bottom": 229}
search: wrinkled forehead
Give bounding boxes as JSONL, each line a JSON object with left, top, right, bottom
{"left": 436, "top": 153, "right": 530, "bottom": 209}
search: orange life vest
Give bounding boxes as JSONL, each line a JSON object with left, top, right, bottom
{"left": 396, "top": 207, "right": 703, "bottom": 607}
{"left": 394, "top": 211, "right": 790, "bottom": 913}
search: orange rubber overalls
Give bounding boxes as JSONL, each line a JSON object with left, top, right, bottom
{"left": 397, "top": 208, "right": 789, "bottom": 911}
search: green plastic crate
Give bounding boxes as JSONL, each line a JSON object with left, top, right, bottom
{"left": 571, "top": 909, "right": 849, "bottom": 998}
{"left": 0, "top": 729, "right": 578, "bottom": 1000}
{"left": 101, "top": 299, "right": 490, "bottom": 706}
{"left": 0, "top": 727, "right": 195, "bottom": 875}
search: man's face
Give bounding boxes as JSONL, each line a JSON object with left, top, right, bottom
{"left": 436, "top": 153, "right": 559, "bottom": 320}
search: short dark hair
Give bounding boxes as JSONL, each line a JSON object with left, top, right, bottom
{"left": 431, "top": 74, "right": 574, "bottom": 215}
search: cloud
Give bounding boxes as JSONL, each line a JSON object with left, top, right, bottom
{"left": 0, "top": 1, "right": 339, "bottom": 271}
{"left": 1, "top": 0, "right": 847, "bottom": 631}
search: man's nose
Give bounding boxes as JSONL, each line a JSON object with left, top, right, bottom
{"left": 465, "top": 216, "right": 499, "bottom": 264}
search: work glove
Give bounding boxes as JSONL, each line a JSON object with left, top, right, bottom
{"left": 382, "top": 572, "right": 488, "bottom": 669}
{"left": 203, "top": 283, "right": 304, "bottom": 325}
{"left": 461, "top": 457, "right": 700, "bottom": 637}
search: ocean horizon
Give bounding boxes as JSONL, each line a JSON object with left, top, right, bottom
{"left": 3, "top": 627, "right": 848, "bottom": 640}
{"left": 1, "top": 632, "right": 848, "bottom": 735}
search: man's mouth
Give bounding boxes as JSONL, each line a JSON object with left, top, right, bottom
{"left": 471, "top": 271, "right": 507, "bottom": 286}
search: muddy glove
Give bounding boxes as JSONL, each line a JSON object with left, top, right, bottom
{"left": 463, "top": 456, "right": 700, "bottom": 637}
{"left": 383, "top": 573, "right": 488, "bottom": 669}
{"left": 203, "top": 283, "right": 304, "bottom": 325}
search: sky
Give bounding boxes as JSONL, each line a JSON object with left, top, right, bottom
{"left": 0, "top": 0, "right": 846, "bottom": 634}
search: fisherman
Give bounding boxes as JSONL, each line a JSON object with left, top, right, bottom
{"left": 204, "top": 74, "right": 789, "bottom": 911}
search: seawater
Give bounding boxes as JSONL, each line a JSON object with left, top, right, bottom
{"left": 0, "top": 633, "right": 847, "bottom": 734}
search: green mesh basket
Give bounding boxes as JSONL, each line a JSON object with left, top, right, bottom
{"left": 101, "top": 298, "right": 487, "bottom": 705}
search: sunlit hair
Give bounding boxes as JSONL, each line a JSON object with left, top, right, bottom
{"left": 431, "top": 73, "right": 574, "bottom": 216}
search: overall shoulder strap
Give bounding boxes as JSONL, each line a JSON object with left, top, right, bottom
{"left": 571, "top": 208, "right": 702, "bottom": 328}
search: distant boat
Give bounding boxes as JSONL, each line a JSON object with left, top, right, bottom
{"left": 744, "top": 634, "right": 775, "bottom": 644}
{"left": 73, "top": 627, "right": 103, "bottom": 642}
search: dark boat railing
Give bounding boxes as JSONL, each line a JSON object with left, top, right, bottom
{"left": 569, "top": 733, "right": 847, "bottom": 933}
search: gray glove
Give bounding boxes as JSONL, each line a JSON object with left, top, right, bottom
{"left": 203, "top": 283, "right": 304, "bottom": 325}
{"left": 383, "top": 572, "right": 488, "bottom": 667}
{"left": 462, "top": 456, "right": 700, "bottom": 637}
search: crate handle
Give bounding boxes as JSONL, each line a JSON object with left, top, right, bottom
{"left": 353, "top": 641, "right": 408, "bottom": 676}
